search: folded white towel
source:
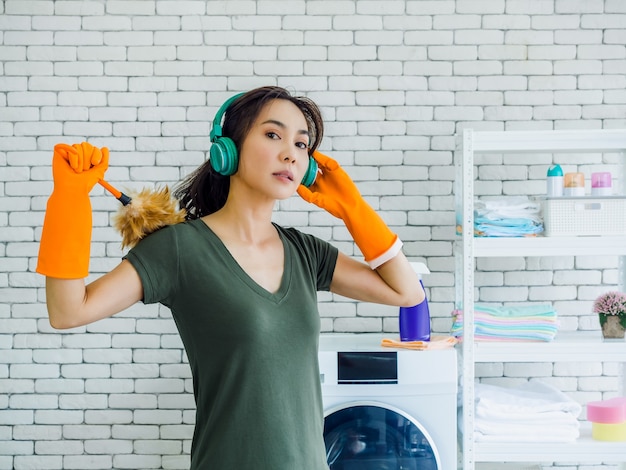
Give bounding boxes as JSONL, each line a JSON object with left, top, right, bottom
{"left": 475, "top": 381, "right": 582, "bottom": 417}
{"left": 472, "top": 380, "right": 581, "bottom": 443}
{"left": 475, "top": 419, "right": 579, "bottom": 437}
{"left": 476, "top": 408, "right": 578, "bottom": 426}
{"left": 475, "top": 196, "right": 542, "bottom": 223}
{"left": 475, "top": 424, "right": 579, "bottom": 443}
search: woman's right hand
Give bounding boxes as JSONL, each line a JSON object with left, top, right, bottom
{"left": 37, "top": 142, "right": 109, "bottom": 279}
{"left": 52, "top": 142, "right": 109, "bottom": 195}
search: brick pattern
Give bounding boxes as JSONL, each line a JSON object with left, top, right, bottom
{"left": 1, "top": 0, "right": 626, "bottom": 468}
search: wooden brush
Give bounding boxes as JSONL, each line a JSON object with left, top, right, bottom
{"left": 98, "top": 179, "right": 186, "bottom": 249}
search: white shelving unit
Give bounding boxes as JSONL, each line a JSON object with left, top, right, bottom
{"left": 455, "top": 129, "right": 626, "bottom": 470}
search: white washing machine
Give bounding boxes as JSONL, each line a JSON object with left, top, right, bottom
{"left": 319, "top": 334, "right": 457, "bottom": 470}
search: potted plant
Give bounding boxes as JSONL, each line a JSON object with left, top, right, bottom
{"left": 593, "top": 291, "right": 626, "bottom": 340}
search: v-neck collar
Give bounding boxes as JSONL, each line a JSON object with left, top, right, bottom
{"left": 193, "top": 219, "right": 291, "bottom": 304}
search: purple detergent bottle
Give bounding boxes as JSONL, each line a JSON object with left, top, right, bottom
{"left": 399, "top": 273, "right": 431, "bottom": 342}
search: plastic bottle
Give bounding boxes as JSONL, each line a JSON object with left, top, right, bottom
{"left": 563, "top": 172, "right": 585, "bottom": 197}
{"left": 399, "top": 279, "right": 431, "bottom": 342}
{"left": 591, "top": 172, "right": 612, "bottom": 196}
{"left": 546, "top": 164, "right": 563, "bottom": 197}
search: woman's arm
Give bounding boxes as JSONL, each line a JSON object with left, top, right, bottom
{"left": 36, "top": 143, "right": 144, "bottom": 329}
{"left": 330, "top": 252, "right": 424, "bottom": 307}
{"left": 45, "top": 260, "right": 143, "bottom": 329}
{"left": 297, "top": 151, "right": 425, "bottom": 307}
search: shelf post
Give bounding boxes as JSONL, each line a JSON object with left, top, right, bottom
{"left": 457, "top": 129, "right": 477, "bottom": 470}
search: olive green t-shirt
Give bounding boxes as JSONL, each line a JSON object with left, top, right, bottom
{"left": 125, "top": 218, "right": 338, "bottom": 470}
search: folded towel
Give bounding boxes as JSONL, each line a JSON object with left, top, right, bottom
{"left": 474, "top": 218, "right": 544, "bottom": 237}
{"left": 473, "top": 197, "right": 544, "bottom": 237}
{"left": 457, "top": 197, "right": 545, "bottom": 238}
{"left": 451, "top": 304, "right": 558, "bottom": 342}
{"left": 475, "top": 417, "right": 579, "bottom": 436}
{"left": 476, "top": 381, "right": 582, "bottom": 417}
{"left": 475, "top": 425, "right": 579, "bottom": 443}
{"left": 475, "top": 197, "right": 542, "bottom": 223}
{"left": 474, "top": 304, "right": 556, "bottom": 318}
{"left": 381, "top": 335, "right": 458, "bottom": 350}
{"left": 476, "top": 407, "right": 579, "bottom": 425}
{"left": 454, "top": 311, "right": 557, "bottom": 325}
{"left": 475, "top": 216, "right": 543, "bottom": 230}
{"left": 472, "top": 381, "right": 581, "bottom": 443}
{"left": 451, "top": 315, "right": 558, "bottom": 342}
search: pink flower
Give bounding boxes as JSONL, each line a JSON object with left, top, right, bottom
{"left": 593, "top": 291, "right": 626, "bottom": 316}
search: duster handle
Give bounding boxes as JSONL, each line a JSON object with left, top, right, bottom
{"left": 98, "top": 179, "right": 132, "bottom": 206}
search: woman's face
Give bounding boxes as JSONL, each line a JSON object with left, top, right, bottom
{"left": 235, "top": 99, "right": 311, "bottom": 199}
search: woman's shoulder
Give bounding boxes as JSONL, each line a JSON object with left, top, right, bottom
{"left": 273, "top": 224, "right": 310, "bottom": 242}
{"left": 274, "top": 224, "right": 335, "bottom": 252}
{"left": 131, "top": 218, "right": 205, "bottom": 249}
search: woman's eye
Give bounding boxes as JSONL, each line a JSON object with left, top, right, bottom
{"left": 295, "top": 142, "right": 308, "bottom": 149}
{"left": 266, "top": 132, "right": 279, "bottom": 139}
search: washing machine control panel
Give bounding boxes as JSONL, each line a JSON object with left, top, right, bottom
{"left": 337, "top": 351, "right": 398, "bottom": 385}
{"left": 319, "top": 334, "right": 457, "bottom": 394}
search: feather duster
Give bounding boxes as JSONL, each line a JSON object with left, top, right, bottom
{"left": 99, "top": 180, "right": 186, "bottom": 249}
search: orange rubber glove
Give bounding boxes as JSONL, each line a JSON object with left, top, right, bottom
{"left": 297, "top": 151, "right": 402, "bottom": 269}
{"left": 36, "top": 142, "right": 109, "bottom": 279}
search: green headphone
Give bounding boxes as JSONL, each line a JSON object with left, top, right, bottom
{"left": 209, "top": 92, "right": 318, "bottom": 187}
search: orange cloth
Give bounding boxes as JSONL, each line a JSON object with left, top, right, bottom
{"left": 381, "top": 335, "right": 458, "bottom": 351}
{"left": 297, "top": 151, "right": 402, "bottom": 269}
{"left": 37, "top": 142, "right": 109, "bottom": 278}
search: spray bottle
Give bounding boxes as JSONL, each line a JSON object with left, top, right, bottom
{"left": 546, "top": 164, "right": 563, "bottom": 197}
{"left": 399, "top": 262, "right": 431, "bottom": 342}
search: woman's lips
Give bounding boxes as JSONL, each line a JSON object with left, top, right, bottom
{"left": 273, "top": 171, "right": 294, "bottom": 181}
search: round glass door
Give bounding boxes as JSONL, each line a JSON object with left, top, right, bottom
{"left": 324, "top": 403, "right": 440, "bottom": 470}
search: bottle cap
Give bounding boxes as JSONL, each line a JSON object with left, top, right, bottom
{"left": 591, "top": 172, "right": 612, "bottom": 189}
{"left": 547, "top": 164, "right": 563, "bottom": 177}
{"left": 564, "top": 172, "right": 584, "bottom": 188}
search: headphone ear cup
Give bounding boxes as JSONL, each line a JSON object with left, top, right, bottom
{"left": 209, "top": 137, "right": 238, "bottom": 176}
{"left": 301, "top": 156, "right": 318, "bottom": 187}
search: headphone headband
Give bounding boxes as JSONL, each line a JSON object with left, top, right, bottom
{"left": 210, "top": 92, "right": 245, "bottom": 142}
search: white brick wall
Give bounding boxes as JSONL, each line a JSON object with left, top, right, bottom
{"left": 1, "top": 0, "right": 625, "bottom": 468}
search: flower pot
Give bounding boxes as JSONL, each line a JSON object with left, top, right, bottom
{"left": 599, "top": 314, "right": 626, "bottom": 340}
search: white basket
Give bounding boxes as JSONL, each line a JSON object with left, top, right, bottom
{"left": 541, "top": 196, "right": 626, "bottom": 237}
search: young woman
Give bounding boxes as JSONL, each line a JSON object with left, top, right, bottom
{"left": 37, "top": 86, "right": 424, "bottom": 469}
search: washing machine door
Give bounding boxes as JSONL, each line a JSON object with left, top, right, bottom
{"left": 323, "top": 402, "right": 441, "bottom": 470}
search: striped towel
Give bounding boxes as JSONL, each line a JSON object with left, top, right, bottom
{"left": 451, "top": 304, "right": 558, "bottom": 342}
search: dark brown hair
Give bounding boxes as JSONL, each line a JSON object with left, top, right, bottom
{"left": 174, "top": 86, "right": 324, "bottom": 219}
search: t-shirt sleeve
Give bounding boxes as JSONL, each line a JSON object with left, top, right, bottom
{"left": 315, "top": 237, "right": 338, "bottom": 292}
{"left": 123, "top": 226, "right": 180, "bottom": 306}
{"left": 282, "top": 226, "right": 338, "bottom": 292}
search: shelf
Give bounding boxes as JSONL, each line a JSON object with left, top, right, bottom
{"left": 463, "top": 129, "right": 626, "bottom": 154}
{"left": 456, "top": 236, "right": 626, "bottom": 257}
{"left": 473, "top": 331, "right": 626, "bottom": 363}
{"left": 456, "top": 129, "right": 626, "bottom": 470}
{"left": 475, "top": 426, "right": 626, "bottom": 462}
